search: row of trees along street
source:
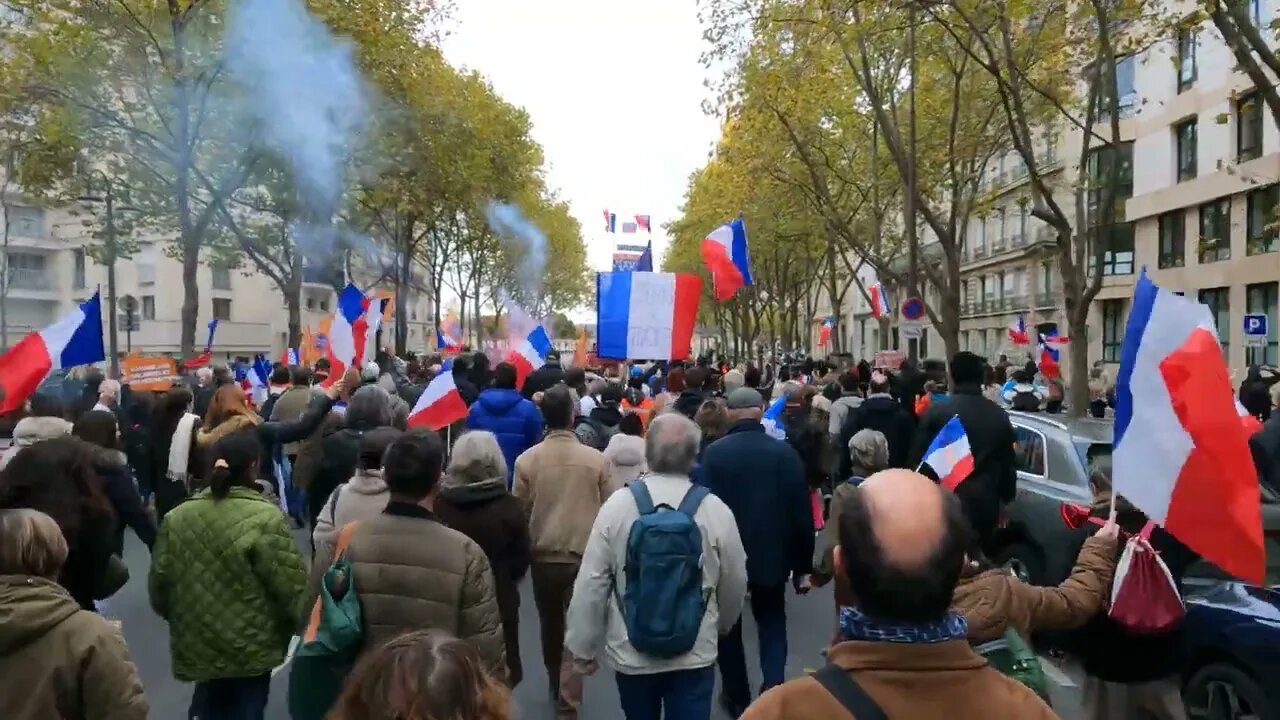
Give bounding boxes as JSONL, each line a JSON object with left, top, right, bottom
{"left": 668, "top": 0, "right": 1280, "bottom": 416}
{"left": 0, "top": 0, "right": 591, "bottom": 355}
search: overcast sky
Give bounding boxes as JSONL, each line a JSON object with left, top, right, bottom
{"left": 441, "top": 1, "right": 720, "bottom": 282}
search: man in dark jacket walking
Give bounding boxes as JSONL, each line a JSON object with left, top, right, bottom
{"left": 908, "top": 351, "right": 1017, "bottom": 550}
{"left": 521, "top": 350, "right": 565, "bottom": 400}
{"left": 837, "top": 370, "right": 916, "bottom": 478}
{"left": 574, "top": 383, "right": 623, "bottom": 450}
{"left": 699, "top": 387, "right": 813, "bottom": 716}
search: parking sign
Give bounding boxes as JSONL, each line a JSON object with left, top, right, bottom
{"left": 1244, "top": 313, "right": 1268, "bottom": 348}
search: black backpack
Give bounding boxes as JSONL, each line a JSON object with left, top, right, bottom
{"left": 573, "top": 416, "right": 617, "bottom": 451}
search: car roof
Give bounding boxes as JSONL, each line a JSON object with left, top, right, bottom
{"left": 1007, "top": 411, "right": 1114, "bottom": 444}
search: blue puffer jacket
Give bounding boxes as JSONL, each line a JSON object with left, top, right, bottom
{"left": 466, "top": 388, "right": 545, "bottom": 485}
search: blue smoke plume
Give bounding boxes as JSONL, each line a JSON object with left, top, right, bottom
{"left": 486, "top": 201, "right": 548, "bottom": 301}
{"left": 224, "top": 0, "right": 368, "bottom": 222}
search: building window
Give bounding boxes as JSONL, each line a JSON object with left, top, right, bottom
{"left": 1247, "top": 185, "right": 1279, "bottom": 255}
{"left": 141, "top": 295, "right": 155, "bottom": 320}
{"left": 1102, "top": 299, "right": 1125, "bottom": 363}
{"left": 1174, "top": 118, "right": 1197, "bottom": 182}
{"left": 1086, "top": 142, "right": 1134, "bottom": 226}
{"left": 1246, "top": 282, "right": 1278, "bottom": 366}
{"left": 1039, "top": 261, "right": 1054, "bottom": 295}
{"left": 212, "top": 298, "right": 232, "bottom": 321}
{"left": 1238, "top": 91, "right": 1264, "bottom": 163}
{"left": 6, "top": 251, "right": 48, "bottom": 290}
{"left": 73, "top": 249, "right": 86, "bottom": 289}
{"left": 211, "top": 266, "right": 232, "bottom": 291}
{"left": 1199, "top": 287, "right": 1230, "bottom": 357}
{"left": 1018, "top": 204, "right": 1029, "bottom": 241}
{"left": 319, "top": 299, "right": 329, "bottom": 312}
{"left": 1158, "top": 211, "right": 1186, "bottom": 268}
{"left": 1199, "top": 199, "right": 1231, "bottom": 263}
{"left": 1176, "top": 27, "right": 1197, "bottom": 92}
{"left": 1001, "top": 270, "right": 1015, "bottom": 301}
{"left": 7, "top": 206, "right": 44, "bottom": 238}
{"left": 1101, "top": 223, "right": 1135, "bottom": 276}
{"left": 305, "top": 296, "right": 316, "bottom": 311}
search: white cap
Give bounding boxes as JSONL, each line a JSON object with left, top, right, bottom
{"left": 361, "top": 361, "right": 380, "bottom": 382}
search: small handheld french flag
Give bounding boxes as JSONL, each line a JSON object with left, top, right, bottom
{"left": 507, "top": 325, "right": 554, "bottom": 389}
{"left": 1008, "top": 314, "right": 1030, "bottom": 345}
{"left": 701, "top": 217, "right": 753, "bottom": 301}
{"left": 760, "top": 394, "right": 787, "bottom": 440}
{"left": 280, "top": 348, "right": 300, "bottom": 366}
{"left": 408, "top": 358, "right": 469, "bottom": 430}
{"left": 920, "top": 415, "right": 975, "bottom": 491}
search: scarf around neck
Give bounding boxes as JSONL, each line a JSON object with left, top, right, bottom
{"left": 838, "top": 605, "right": 968, "bottom": 645}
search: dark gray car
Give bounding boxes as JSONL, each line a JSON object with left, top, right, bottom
{"left": 993, "top": 411, "right": 1113, "bottom": 585}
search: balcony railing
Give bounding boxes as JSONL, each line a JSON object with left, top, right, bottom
{"left": 1035, "top": 225, "right": 1057, "bottom": 245}
{"left": 7, "top": 268, "right": 52, "bottom": 291}
{"left": 989, "top": 237, "right": 1008, "bottom": 254}
{"left": 1035, "top": 291, "right": 1056, "bottom": 308}
{"left": 972, "top": 244, "right": 989, "bottom": 260}
{"left": 1009, "top": 232, "right": 1028, "bottom": 248}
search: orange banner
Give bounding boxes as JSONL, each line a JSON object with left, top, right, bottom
{"left": 122, "top": 356, "right": 176, "bottom": 392}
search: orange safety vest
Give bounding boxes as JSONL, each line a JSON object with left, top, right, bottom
{"left": 622, "top": 397, "right": 655, "bottom": 431}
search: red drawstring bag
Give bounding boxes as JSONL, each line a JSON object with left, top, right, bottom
{"left": 1107, "top": 521, "right": 1185, "bottom": 635}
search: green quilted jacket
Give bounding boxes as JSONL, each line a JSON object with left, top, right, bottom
{"left": 149, "top": 486, "right": 306, "bottom": 682}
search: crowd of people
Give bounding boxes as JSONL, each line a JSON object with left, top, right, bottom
{"left": 0, "top": 342, "right": 1259, "bottom": 720}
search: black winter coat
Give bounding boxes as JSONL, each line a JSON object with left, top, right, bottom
{"left": 1061, "top": 506, "right": 1199, "bottom": 683}
{"left": 520, "top": 364, "right": 565, "bottom": 400}
{"left": 837, "top": 394, "right": 917, "bottom": 479}
{"left": 93, "top": 448, "right": 156, "bottom": 555}
{"left": 908, "top": 384, "right": 1017, "bottom": 547}
{"left": 305, "top": 413, "right": 385, "bottom": 528}
{"left": 699, "top": 420, "right": 813, "bottom": 587}
{"left": 1250, "top": 414, "right": 1280, "bottom": 496}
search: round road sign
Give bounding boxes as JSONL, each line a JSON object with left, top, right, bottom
{"left": 901, "top": 296, "right": 926, "bottom": 322}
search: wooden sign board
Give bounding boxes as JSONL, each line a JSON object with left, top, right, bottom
{"left": 122, "top": 356, "right": 177, "bottom": 392}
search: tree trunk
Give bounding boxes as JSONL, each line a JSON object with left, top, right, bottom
{"left": 1065, "top": 307, "right": 1091, "bottom": 418}
{"left": 180, "top": 241, "right": 199, "bottom": 354}
{"left": 285, "top": 269, "right": 302, "bottom": 350}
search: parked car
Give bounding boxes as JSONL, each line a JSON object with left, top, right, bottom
{"left": 993, "top": 411, "right": 1109, "bottom": 585}
{"left": 1180, "top": 521, "right": 1280, "bottom": 720}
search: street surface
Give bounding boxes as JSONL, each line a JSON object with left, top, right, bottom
{"left": 109, "top": 530, "right": 1085, "bottom": 719}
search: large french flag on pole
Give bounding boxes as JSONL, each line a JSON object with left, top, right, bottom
{"left": 408, "top": 359, "right": 469, "bottom": 430}
{"left": 596, "top": 271, "right": 701, "bottom": 361}
{"left": 0, "top": 292, "right": 105, "bottom": 415}
{"left": 869, "top": 282, "right": 890, "bottom": 320}
{"left": 920, "top": 415, "right": 975, "bottom": 491}
{"left": 701, "top": 217, "right": 752, "bottom": 301}
{"left": 1114, "top": 271, "right": 1264, "bottom": 583}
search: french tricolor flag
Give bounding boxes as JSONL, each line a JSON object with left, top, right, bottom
{"left": 0, "top": 293, "right": 105, "bottom": 415}
{"left": 507, "top": 325, "right": 554, "bottom": 389}
{"left": 280, "top": 348, "right": 300, "bottom": 366}
{"left": 407, "top": 359, "right": 469, "bottom": 430}
{"left": 236, "top": 354, "right": 271, "bottom": 408}
{"left": 436, "top": 329, "right": 461, "bottom": 352}
{"left": 603, "top": 209, "right": 617, "bottom": 233}
{"left": 327, "top": 284, "right": 381, "bottom": 384}
{"left": 920, "top": 415, "right": 975, "bottom": 491}
{"left": 1114, "top": 271, "right": 1264, "bottom": 583}
{"left": 701, "top": 217, "right": 752, "bottom": 301}
{"left": 869, "top": 282, "right": 890, "bottom": 320}
{"left": 1008, "top": 314, "right": 1030, "bottom": 345}
{"left": 818, "top": 316, "right": 835, "bottom": 348}
{"left": 596, "top": 271, "right": 701, "bottom": 361}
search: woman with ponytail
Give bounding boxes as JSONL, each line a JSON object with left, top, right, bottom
{"left": 148, "top": 430, "right": 307, "bottom": 719}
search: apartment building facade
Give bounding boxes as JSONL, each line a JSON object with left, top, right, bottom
{"left": 1087, "top": 0, "right": 1280, "bottom": 374}
{"left": 0, "top": 190, "right": 438, "bottom": 362}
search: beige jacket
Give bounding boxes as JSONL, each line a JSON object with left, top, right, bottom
{"left": 602, "top": 433, "right": 647, "bottom": 494}
{"left": 311, "top": 469, "right": 389, "bottom": 560}
{"left": 513, "top": 430, "right": 613, "bottom": 563}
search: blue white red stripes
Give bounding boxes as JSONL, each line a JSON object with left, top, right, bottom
{"left": 1008, "top": 314, "right": 1030, "bottom": 345}
{"left": 1113, "top": 271, "right": 1263, "bottom": 583}
{"left": 281, "top": 348, "right": 300, "bottom": 366}
{"left": 869, "top": 282, "right": 890, "bottom": 320}
{"left": 507, "top": 325, "right": 554, "bottom": 389}
{"left": 408, "top": 363, "right": 468, "bottom": 430}
{"left": 701, "top": 217, "right": 752, "bottom": 301}
{"left": 0, "top": 293, "right": 105, "bottom": 414}
{"left": 327, "top": 283, "right": 382, "bottom": 384}
{"left": 596, "top": 271, "right": 701, "bottom": 360}
{"left": 921, "top": 416, "right": 975, "bottom": 491}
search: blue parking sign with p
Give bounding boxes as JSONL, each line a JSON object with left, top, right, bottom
{"left": 1244, "top": 313, "right": 1268, "bottom": 337}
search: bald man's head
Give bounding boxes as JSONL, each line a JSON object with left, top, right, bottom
{"left": 834, "top": 469, "right": 970, "bottom": 624}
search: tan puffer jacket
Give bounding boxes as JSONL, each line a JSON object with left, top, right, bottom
{"left": 950, "top": 534, "right": 1118, "bottom": 643}
{"left": 304, "top": 501, "right": 506, "bottom": 679}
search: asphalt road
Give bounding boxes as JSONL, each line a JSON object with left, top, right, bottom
{"left": 107, "top": 530, "right": 1084, "bottom": 719}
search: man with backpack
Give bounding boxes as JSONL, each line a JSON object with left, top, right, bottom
{"left": 741, "top": 469, "right": 1057, "bottom": 720}
{"left": 699, "top": 387, "right": 814, "bottom": 716}
{"left": 574, "top": 383, "right": 624, "bottom": 450}
{"left": 565, "top": 412, "right": 747, "bottom": 719}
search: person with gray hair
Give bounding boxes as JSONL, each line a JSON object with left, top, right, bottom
{"left": 436, "top": 430, "right": 532, "bottom": 687}
{"left": 813, "top": 430, "right": 892, "bottom": 605}
{"left": 699, "top": 387, "right": 813, "bottom": 716}
{"left": 0, "top": 509, "right": 149, "bottom": 719}
{"left": 566, "top": 412, "right": 747, "bottom": 718}
{"left": 305, "top": 382, "right": 398, "bottom": 530}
